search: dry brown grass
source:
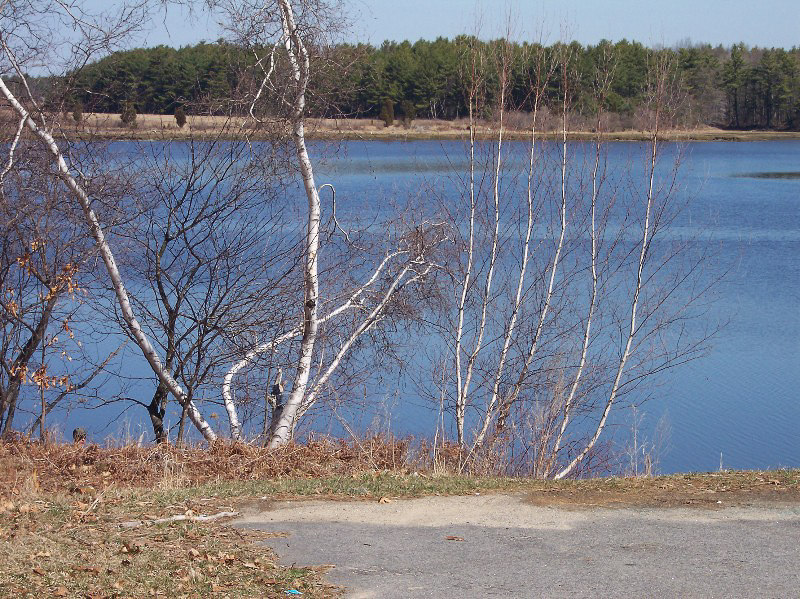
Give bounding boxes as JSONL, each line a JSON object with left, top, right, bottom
{"left": 0, "top": 490, "right": 338, "bottom": 598}
{"left": 0, "top": 437, "right": 417, "bottom": 497}
{"left": 0, "top": 440, "right": 356, "bottom": 598}
{"left": 52, "top": 112, "right": 800, "bottom": 142}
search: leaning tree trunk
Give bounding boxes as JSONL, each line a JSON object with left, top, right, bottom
{"left": 0, "top": 76, "right": 217, "bottom": 442}
{"left": 0, "top": 293, "right": 57, "bottom": 435}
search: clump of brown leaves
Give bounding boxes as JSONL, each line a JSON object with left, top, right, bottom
{"left": 0, "top": 436, "right": 423, "bottom": 497}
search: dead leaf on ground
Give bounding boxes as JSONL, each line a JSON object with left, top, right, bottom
{"left": 445, "top": 535, "right": 464, "bottom": 542}
{"left": 121, "top": 541, "right": 141, "bottom": 554}
{"left": 379, "top": 497, "right": 392, "bottom": 504}
{"left": 53, "top": 586, "right": 68, "bottom": 597}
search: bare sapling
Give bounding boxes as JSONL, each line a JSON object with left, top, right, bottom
{"left": 0, "top": 0, "right": 218, "bottom": 441}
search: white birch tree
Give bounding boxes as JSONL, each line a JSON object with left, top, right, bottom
{"left": 423, "top": 38, "right": 708, "bottom": 477}
{"left": 215, "top": 0, "right": 444, "bottom": 445}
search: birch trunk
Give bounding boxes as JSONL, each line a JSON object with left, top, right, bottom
{"left": 268, "top": 0, "right": 320, "bottom": 447}
{"left": 495, "top": 64, "right": 571, "bottom": 432}
{"left": 454, "top": 59, "right": 478, "bottom": 445}
{"left": 470, "top": 91, "right": 542, "bottom": 455}
{"left": 545, "top": 130, "right": 602, "bottom": 476}
{"left": 298, "top": 260, "right": 431, "bottom": 418}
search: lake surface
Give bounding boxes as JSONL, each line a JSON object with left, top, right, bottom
{"left": 41, "top": 139, "right": 800, "bottom": 474}
{"left": 312, "top": 139, "right": 800, "bottom": 474}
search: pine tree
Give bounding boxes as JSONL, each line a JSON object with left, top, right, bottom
{"left": 120, "top": 101, "right": 137, "bottom": 128}
{"left": 174, "top": 105, "right": 187, "bottom": 128}
{"left": 400, "top": 100, "right": 416, "bottom": 127}
{"left": 379, "top": 98, "right": 394, "bottom": 127}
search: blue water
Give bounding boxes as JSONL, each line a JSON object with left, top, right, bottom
{"left": 312, "top": 140, "right": 800, "bottom": 474}
{"left": 20, "top": 139, "right": 800, "bottom": 474}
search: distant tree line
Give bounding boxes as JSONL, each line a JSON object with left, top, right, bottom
{"left": 60, "top": 37, "right": 800, "bottom": 129}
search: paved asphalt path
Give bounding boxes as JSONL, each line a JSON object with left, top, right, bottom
{"left": 235, "top": 494, "right": 800, "bottom": 598}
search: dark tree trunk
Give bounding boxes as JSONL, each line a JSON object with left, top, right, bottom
{"left": 147, "top": 382, "right": 170, "bottom": 443}
{"left": 176, "top": 390, "right": 192, "bottom": 446}
{"left": 0, "top": 294, "right": 57, "bottom": 435}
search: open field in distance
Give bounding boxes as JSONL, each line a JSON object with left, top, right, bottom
{"left": 62, "top": 112, "right": 800, "bottom": 142}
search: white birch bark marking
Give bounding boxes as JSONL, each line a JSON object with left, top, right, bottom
{"left": 268, "top": 0, "right": 321, "bottom": 447}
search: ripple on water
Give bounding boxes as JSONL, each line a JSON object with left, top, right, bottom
{"left": 734, "top": 171, "right": 800, "bottom": 180}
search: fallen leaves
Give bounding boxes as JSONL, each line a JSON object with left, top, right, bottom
{"left": 120, "top": 541, "right": 141, "bottom": 555}
{"left": 445, "top": 535, "right": 464, "bottom": 542}
{"left": 0, "top": 457, "right": 336, "bottom": 599}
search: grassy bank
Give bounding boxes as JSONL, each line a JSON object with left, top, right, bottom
{"left": 2, "top": 441, "right": 798, "bottom": 598}
{"left": 60, "top": 113, "right": 800, "bottom": 142}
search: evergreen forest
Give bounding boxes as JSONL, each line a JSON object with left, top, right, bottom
{"left": 52, "top": 38, "right": 800, "bottom": 129}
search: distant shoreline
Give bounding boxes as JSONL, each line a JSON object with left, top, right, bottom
{"left": 60, "top": 113, "right": 800, "bottom": 143}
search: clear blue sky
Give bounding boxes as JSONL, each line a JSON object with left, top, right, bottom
{"left": 131, "top": 0, "right": 799, "bottom": 49}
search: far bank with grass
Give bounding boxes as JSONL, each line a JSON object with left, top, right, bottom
{"left": 55, "top": 113, "right": 800, "bottom": 143}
